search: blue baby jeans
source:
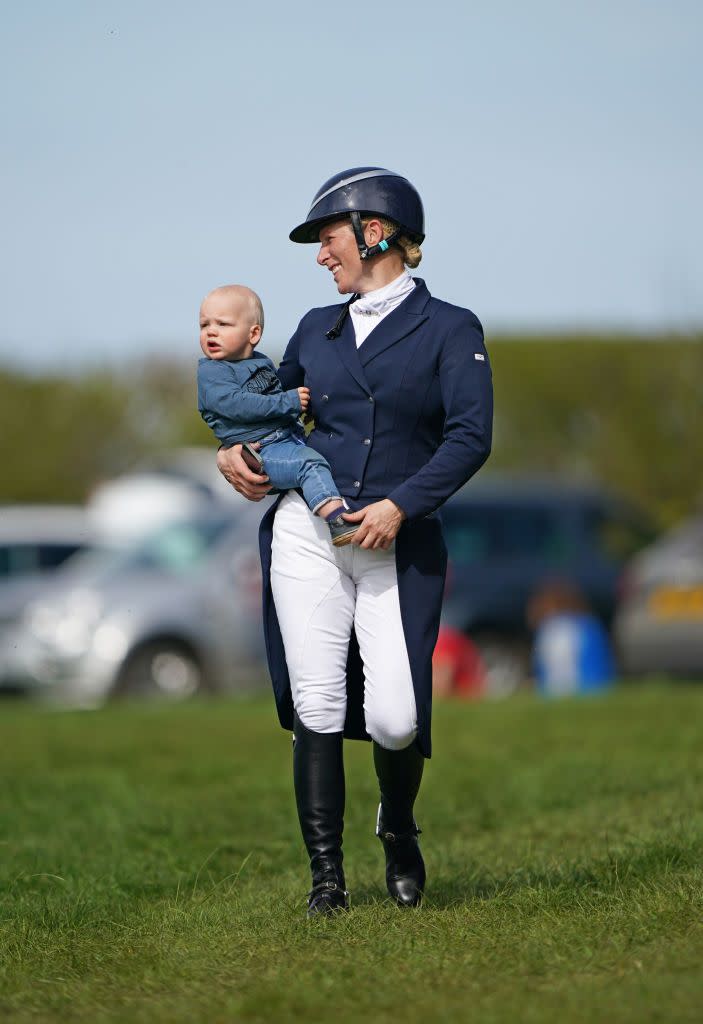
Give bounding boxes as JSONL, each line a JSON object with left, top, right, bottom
{"left": 258, "top": 428, "right": 340, "bottom": 513}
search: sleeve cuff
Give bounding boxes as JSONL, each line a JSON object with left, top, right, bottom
{"left": 387, "top": 485, "right": 422, "bottom": 522}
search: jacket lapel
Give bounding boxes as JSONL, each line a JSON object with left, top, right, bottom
{"left": 331, "top": 310, "right": 373, "bottom": 395}
{"left": 357, "top": 279, "right": 431, "bottom": 368}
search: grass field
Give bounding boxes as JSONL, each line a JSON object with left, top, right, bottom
{"left": 0, "top": 684, "right": 701, "bottom": 1023}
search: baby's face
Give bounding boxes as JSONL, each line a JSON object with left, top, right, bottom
{"left": 199, "top": 293, "right": 259, "bottom": 361}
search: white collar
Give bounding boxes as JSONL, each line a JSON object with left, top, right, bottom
{"left": 350, "top": 270, "right": 415, "bottom": 317}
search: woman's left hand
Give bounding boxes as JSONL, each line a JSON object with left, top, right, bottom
{"left": 343, "top": 499, "right": 406, "bottom": 550}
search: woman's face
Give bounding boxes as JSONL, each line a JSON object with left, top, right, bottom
{"left": 316, "top": 219, "right": 366, "bottom": 295}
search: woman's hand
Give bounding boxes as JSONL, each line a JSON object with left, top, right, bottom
{"left": 343, "top": 499, "right": 406, "bottom": 550}
{"left": 298, "top": 386, "right": 311, "bottom": 412}
{"left": 216, "top": 444, "right": 272, "bottom": 501}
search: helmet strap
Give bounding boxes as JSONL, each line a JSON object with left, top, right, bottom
{"left": 326, "top": 294, "right": 359, "bottom": 340}
{"left": 350, "top": 211, "right": 402, "bottom": 261}
{"left": 326, "top": 211, "right": 404, "bottom": 338}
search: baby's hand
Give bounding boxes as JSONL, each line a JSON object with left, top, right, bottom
{"left": 298, "top": 386, "right": 311, "bottom": 411}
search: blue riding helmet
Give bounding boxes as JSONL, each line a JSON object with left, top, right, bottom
{"left": 289, "top": 167, "right": 425, "bottom": 260}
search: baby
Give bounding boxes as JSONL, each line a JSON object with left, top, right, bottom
{"left": 197, "top": 285, "right": 357, "bottom": 546}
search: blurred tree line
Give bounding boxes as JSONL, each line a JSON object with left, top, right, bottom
{"left": 487, "top": 336, "right": 703, "bottom": 526}
{"left": 1, "top": 336, "right": 701, "bottom": 527}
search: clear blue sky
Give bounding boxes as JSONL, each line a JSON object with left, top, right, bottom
{"left": 2, "top": 1, "right": 701, "bottom": 369}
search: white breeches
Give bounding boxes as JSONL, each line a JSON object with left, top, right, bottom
{"left": 270, "top": 491, "right": 417, "bottom": 750}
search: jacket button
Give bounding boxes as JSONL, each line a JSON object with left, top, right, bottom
{"left": 362, "top": 438, "right": 370, "bottom": 445}
{"left": 322, "top": 394, "right": 329, "bottom": 401}
{"left": 329, "top": 433, "right": 333, "bottom": 439}
{"left": 353, "top": 480, "right": 361, "bottom": 488}
{"left": 368, "top": 396, "right": 374, "bottom": 403}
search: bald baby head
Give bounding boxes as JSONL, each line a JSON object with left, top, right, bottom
{"left": 204, "top": 285, "right": 264, "bottom": 333}
{"left": 199, "top": 285, "right": 265, "bottom": 362}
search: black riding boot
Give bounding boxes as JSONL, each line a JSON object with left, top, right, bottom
{"left": 373, "top": 740, "right": 426, "bottom": 907}
{"left": 293, "top": 714, "right": 349, "bottom": 916}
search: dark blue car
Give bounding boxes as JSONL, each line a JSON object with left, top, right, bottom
{"left": 439, "top": 476, "right": 653, "bottom": 685}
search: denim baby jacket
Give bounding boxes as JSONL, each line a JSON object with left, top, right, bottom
{"left": 197, "top": 352, "right": 302, "bottom": 446}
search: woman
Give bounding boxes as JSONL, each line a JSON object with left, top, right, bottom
{"left": 217, "top": 167, "right": 493, "bottom": 915}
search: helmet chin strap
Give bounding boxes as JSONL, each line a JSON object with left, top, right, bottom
{"left": 349, "top": 211, "right": 401, "bottom": 260}
{"left": 325, "top": 213, "right": 403, "bottom": 339}
{"left": 325, "top": 294, "right": 358, "bottom": 340}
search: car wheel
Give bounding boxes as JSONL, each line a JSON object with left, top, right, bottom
{"left": 113, "top": 641, "right": 205, "bottom": 700}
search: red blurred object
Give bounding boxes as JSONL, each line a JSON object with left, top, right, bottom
{"left": 432, "top": 626, "right": 486, "bottom": 698}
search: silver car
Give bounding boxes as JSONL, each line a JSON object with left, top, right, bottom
{"left": 0, "top": 505, "right": 93, "bottom": 688}
{"left": 10, "top": 504, "right": 270, "bottom": 705}
{"left": 0, "top": 504, "right": 90, "bottom": 579}
{"left": 614, "top": 515, "right": 703, "bottom": 677}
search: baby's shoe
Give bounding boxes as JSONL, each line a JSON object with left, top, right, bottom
{"left": 327, "top": 514, "right": 358, "bottom": 547}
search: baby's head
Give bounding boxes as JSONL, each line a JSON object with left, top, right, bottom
{"left": 199, "top": 285, "right": 264, "bottom": 361}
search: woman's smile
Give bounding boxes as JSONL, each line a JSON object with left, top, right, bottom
{"left": 317, "top": 220, "right": 364, "bottom": 294}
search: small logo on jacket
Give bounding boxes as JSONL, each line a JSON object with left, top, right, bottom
{"left": 474, "top": 353, "right": 485, "bottom": 361}
{"left": 246, "top": 365, "right": 280, "bottom": 395}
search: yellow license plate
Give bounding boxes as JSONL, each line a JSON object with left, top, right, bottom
{"left": 649, "top": 586, "right": 703, "bottom": 619}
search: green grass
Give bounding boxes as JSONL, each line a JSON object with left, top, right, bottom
{"left": 0, "top": 685, "right": 701, "bottom": 1023}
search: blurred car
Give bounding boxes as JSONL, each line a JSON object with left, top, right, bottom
{"left": 137, "top": 447, "right": 244, "bottom": 504}
{"left": 87, "top": 447, "right": 243, "bottom": 546}
{"left": 0, "top": 505, "right": 93, "bottom": 689}
{"left": 0, "top": 504, "right": 90, "bottom": 580}
{"left": 614, "top": 515, "right": 703, "bottom": 677}
{"left": 0, "top": 458, "right": 240, "bottom": 687}
{"left": 440, "top": 476, "right": 654, "bottom": 688}
{"left": 7, "top": 502, "right": 269, "bottom": 705}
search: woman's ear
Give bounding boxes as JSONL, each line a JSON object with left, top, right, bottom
{"left": 363, "top": 218, "right": 384, "bottom": 246}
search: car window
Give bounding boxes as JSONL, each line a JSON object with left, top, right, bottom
{"left": 0, "top": 542, "right": 83, "bottom": 577}
{"left": 442, "top": 504, "right": 574, "bottom": 566}
{"left": 127, "top": 519, "right": 230, "bottom": 573}
{"left": 0, "top": 545, "right": 34, "bottom": 576}
{"left": 37, "top": 543, "right": 84, "bottom": 570}
{"left": 0, "top": 545, "right": 33, "bottom": 576}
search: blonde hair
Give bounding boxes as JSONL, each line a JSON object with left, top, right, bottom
{"left": 361, "top": 216, "right": 422, "bottom": 269}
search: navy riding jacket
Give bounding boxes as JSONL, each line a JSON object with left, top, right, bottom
{"left": 260, "top": 278, "right": 493, "bottom": 756}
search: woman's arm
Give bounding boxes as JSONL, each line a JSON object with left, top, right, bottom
{"left": 347, "top": 313, "right": 492, "bottom": 542}
{"left": 386, "top": 313, "right": 493, "bottom": 520}
{"left": 345, "top": 314, "right": 492, "bottom": 543}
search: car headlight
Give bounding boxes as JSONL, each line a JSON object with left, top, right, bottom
{"left": 25, "top": 590, "right": 104, "bottom": 658}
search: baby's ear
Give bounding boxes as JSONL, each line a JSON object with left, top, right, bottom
{"left": 250, "top": 323, "right": 262, "bottom": 347}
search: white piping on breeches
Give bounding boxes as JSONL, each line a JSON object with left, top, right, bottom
{"left": 270, "top": 491, "right": 417, "bottom": 750}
